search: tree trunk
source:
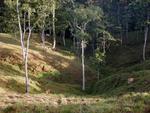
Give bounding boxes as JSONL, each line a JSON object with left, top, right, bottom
{"left": 81, "top": 40, "right": 85, "bottom": 91}
{"left": 24, "top": 28, "right": 31, "bottom": 93}
{"left": 143, "top": 26, "right": 149, "bottom": 61}
{"left": 143, "top": 14, "right": 149, "bottom": 61}
{"left": 52, "top": 2, "right": 56, "bottom": 49}
{"left": 24, "top": 8, "right": 32, "bottom": 94}
{"left": 17, "top": 0, "right": 25, "bottom": 59}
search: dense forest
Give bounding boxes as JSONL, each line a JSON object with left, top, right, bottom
{"left": 0, "top": 0, "right": 150, "bottom": 113}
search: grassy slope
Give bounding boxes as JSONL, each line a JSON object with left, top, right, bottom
{"left": 0, "top": 33, "right": 85, "bottom": 95}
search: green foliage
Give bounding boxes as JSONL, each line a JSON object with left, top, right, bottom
{"left": 74, "top": 29, "right": 90, "bottom": 40}
{"left": 74, "top": 5, "right": 103, "bottom": 24}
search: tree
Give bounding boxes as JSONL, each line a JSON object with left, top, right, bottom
{"left": 74, "top": 5, "right": 103, "bottom": 91}
{"left": 129, "top": 0, "right": 150, "bottom": 61}
{"left": 52, "top": 0, "right": 56, "bottom": 49}
{"left": 17, "top": 0, "right": 31, "bottom": 93}
{"left": 16, "top": 0, "right": 45, "bottom": 93}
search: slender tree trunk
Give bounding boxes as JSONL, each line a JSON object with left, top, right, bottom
{"left": 143, "top": 14, "right": 149, "bottom": 61}
{"left": 24, "top": 8, "right": 32, "bottom": 94}
{"left": 17, "top": 0, "right": 25, "bottom": 59}
{"left": 25, "top": 29, "right": 31, "bottom": 93}
{"left": 62, "top": 31, "right": 66, "bottom": 46}
{"left": 81, "top": 40, "right": 85, "bottom": 91}
{"left": 52, "top": 2, "right": 56, "bottom": 49}
{"left": 143, "top": 26, "right": 149, "bottom": 61}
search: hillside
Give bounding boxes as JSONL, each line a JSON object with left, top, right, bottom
{"left": 0, "top": 33, "right": 150, "bottom": 113}
{"left": 0, "top": 33, "right": 87, "bottom": 94}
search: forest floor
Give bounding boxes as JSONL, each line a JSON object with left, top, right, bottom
{"left": 0, "top": 33, "right": 150, "bottom": 113}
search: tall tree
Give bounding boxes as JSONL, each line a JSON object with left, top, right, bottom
{"left": 52, "top": 0, "right": 56, "bottom": 49}
{"left": 74, "top": 5, "right": 103, "bottom": 90}
{"left": 16, "top": 0, "right": 45, "bottom": 93}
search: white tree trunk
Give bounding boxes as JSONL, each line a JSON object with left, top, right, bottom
{"left": 143, "top": 14, "right": 149, "bottom": 61}
{"left": 143, "top": 26, "right": 149, "bottom": 61}
{"left": 24, "top": 8, "right": 32, "bottom": 94}
{"left": 52, "top": 2, "right": 56, "bottom": 49}
{"left": 25, "top": 29, "right": 31, "bottom": 93}
{"left": 17, "top": 0, "right": 32, "bottom": 93}
{"left": 17, "top": 0, "right": 25, "bottom": 59}
{"left": 81, "top": 40, "right": 85, "bottom": 91}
